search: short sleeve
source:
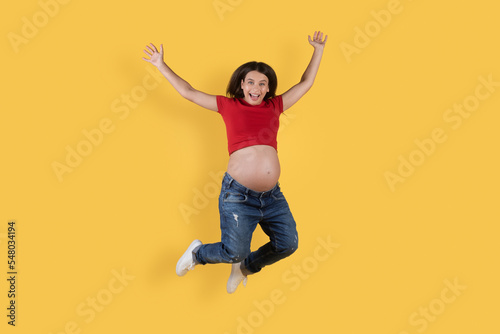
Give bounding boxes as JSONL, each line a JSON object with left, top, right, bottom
{"left": 216, "top": 95, "right": 228, "bottom": 115}
{"left": 273, "top": 95, "right": 283, "bottom": 114}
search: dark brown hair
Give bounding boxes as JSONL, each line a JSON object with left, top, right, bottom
{"left": 226, "top": 61, "right": 278, "bottom": 100}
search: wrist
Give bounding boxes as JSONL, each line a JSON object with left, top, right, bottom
{"left": 156, "top": 61, "right": 168, "bottom": 70}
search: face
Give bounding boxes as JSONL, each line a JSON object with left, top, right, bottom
{"left": 240, "top": 71, "right": 270, "bottom": 105}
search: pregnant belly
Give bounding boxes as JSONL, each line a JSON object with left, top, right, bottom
{"left": 227, "top": 145, "right": 281, "bottom": 192}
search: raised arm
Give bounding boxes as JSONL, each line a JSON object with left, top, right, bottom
{"left": 142, "top": 43, "right": 218, "bottom": 112}
{"left": 282, "top": 31, "right": 328, "bottom": 111}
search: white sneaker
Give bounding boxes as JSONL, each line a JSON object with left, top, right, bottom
{"left": 227, "top": 262, "right": 248, "bottom": 294}
{"left": 176, "top": 239, "right": 202, "bottom": 277}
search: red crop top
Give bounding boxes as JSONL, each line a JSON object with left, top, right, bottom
{"left": 216, "top": 95, "right": 284, "bottom": 155}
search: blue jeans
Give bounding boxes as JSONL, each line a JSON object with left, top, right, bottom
{"left": 195, "top": 172, "right": 298, "bottom": 274}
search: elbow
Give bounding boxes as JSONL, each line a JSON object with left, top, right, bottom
{"left": 300, "top": 77, "right": 314, "bottom": 89}
{"left": 179, "top": 85, "right": 195, "bottom": 101}
{"left": 300, "top": 80, "right": 314, "bottom": 93}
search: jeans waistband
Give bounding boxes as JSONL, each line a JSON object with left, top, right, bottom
{"left": 223, "top": 172, "right": 279, "bottom": 198}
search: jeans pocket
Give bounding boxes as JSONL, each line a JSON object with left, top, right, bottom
{"left": 223, "top": 192, "right": 248, "bottom": 203}
{"left": 272, "top": 192, "right": 285, "bottom": 201}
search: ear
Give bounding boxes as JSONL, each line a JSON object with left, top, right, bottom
{"left": 241, "top": 79, "right": 244, "bottom": 90}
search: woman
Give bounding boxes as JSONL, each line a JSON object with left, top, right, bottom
{"left": 142, "top": 31, "right": 327, "bottom": 293}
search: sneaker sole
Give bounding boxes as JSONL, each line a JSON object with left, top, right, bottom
{"left": 176, "top": 239, "right": 202, "bottom": 276}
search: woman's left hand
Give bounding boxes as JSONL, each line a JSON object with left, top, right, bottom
{"left": 308, "top": 31, "right": 328, "bottom": 49}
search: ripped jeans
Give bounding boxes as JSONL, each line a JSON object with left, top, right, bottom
{"left": 195, "top": 172, "right": 298, "bottom": 274}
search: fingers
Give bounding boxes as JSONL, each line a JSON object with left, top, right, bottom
{"left": 149, "top": 43, "right": 158, "bottom": 52}
{"left": 143, "top": 42, "right": 161, "bottom": 61}
{"left": 144, "top": 43, "right": 160, "bottom": 55}
{"left": 312, "top": 31, "right": 328, "bottom": 44}
{"left": 145, "top": 45, "right": 154, "bottom": 55}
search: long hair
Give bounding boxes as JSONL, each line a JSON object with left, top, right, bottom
{"left": 226, "top": 61, "right": 278, "bottom": 100}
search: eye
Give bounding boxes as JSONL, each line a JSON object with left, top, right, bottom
{"left": 260, "top": 83, "right": 265, "bottom": 86}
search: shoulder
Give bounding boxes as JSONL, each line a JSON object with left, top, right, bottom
{"left": 267, "top": 95, "right": 283, "bottom": 113}
{"left": 216, "top": 96, "right": 236, "bottom": 114}
{"left": 216, "top": 95, "right": 230, "bottom": 105}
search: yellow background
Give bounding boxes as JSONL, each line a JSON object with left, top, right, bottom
{"left": 1, "top": 0, "right": 499, "bottom": 333}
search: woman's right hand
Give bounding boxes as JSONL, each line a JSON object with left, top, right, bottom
{"left": 142, "top": 43, "right": 164, "bottom": 67}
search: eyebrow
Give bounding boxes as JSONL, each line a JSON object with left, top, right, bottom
{"left": 247, "top": 78, "right": 268, "bottom": 82}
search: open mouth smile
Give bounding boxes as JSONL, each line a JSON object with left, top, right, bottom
{"left": 249, "top": 93, "right": 261, "bottom": 101}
